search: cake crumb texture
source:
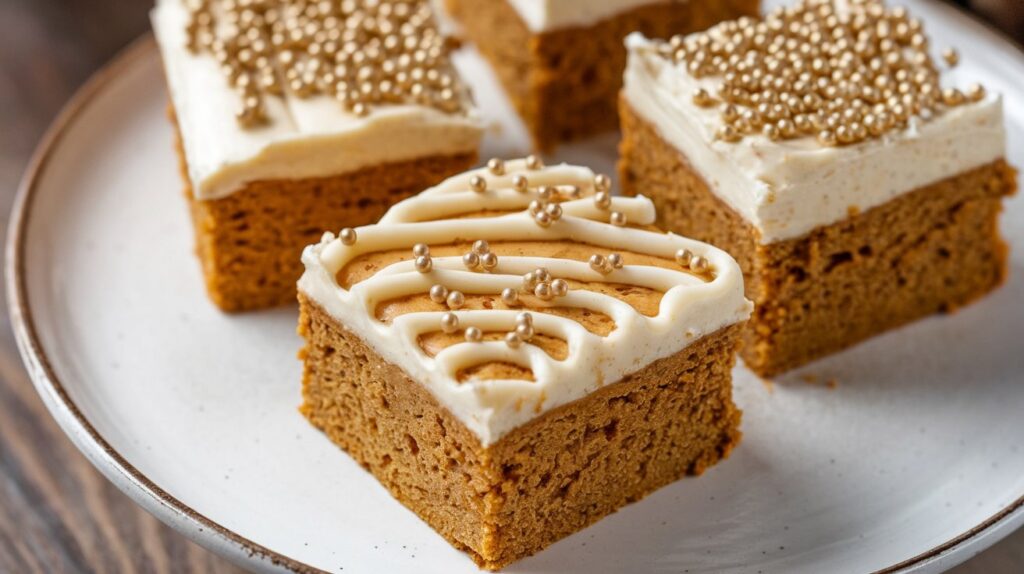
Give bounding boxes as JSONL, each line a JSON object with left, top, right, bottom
{"left": 619, "top": 100, "right": 1017, "bottom": 376}
{"left": 446, "top": 0, "right": 758, "bottom": 150}
{"left": 173, "top": 126, "right": 475, "bottom": 312}
{"left": 298, "top": 295, "right": 742, "bottom": 569}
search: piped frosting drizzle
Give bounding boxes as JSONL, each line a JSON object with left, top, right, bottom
{"left": 299, "top": 159, "right": 751, "bottom": 445}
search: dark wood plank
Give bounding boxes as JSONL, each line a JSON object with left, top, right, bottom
{"left": 0, "top": 0, "right": 1018, "bottom": 572}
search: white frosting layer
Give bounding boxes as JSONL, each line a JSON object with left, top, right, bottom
{"left": 299, "top": 160, "right": 751, "bottom": 446}
{"left": 151, "top": 0, "right": 484, "bottom": 201}
{"left": 507, "top": 0, "right": 675, "bottom": 32}
{"left": 623, "top": 33, "right": 1007, "bottom": 244}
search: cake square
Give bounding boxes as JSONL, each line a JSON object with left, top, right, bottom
{"left": 297, "top": 158, "right": 751, "bottom": 568}
{"left": 619, "top": 0, "right": 1017, "bottom": 376}
{"left": 444, "top": 0, "right": 759, "bottom": 151}
{"left": 152, "top": 0, "right": 484, "bottom": 312}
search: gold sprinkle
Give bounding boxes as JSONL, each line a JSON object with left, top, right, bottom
{"left": 339, "top": 227, "right": 357, "bottom": 245}
{"left": 534, "top": 282, "right": 554, "bottom": 301}
{"left": 505, "top": 332, "right": 523, "bottom": 348}
{"left": 464, "top": 326, "right": 482, "bottom": 343}
{"left": 414, "top": 255, "right": 433, "bottom": 273}
{"left": 441, "top": 312, "right": 459, "bottom": 334}
{"left": 446, "top": 290, "right": 465, "bottom": 309}
{"left": 501, "top": 288, "right": 519, "bottom": 307}
{"left": 487, "top": 158, "right": 505, "bottom": 175}
{"left": 429, "top": 284, "right": 448, "bottom": 304}
{"left": 942, "top": 47, "right": 959, "bottom": 67}
{"left": 469, "top": 175, "right": 487, "bottom": 193}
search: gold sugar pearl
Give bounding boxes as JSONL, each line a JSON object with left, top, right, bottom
{"left": 469, "top": 175, "right": 487, "bottom": 193}
{"left": 446, "top": 290, "right": 465, "bottom": 309}
{"left": 480, "top": 252, "right": 498, "bottom": 270}
{"left": 528, "top": 200, "right": 544, "bottom": 215}
{"left": 462, "top": 252, "right": 480, "bottom": 269}
{"left": 464, "top": 326, "right": 483, "bottom": 343}
{"left": 501, "top": 287, "right": 520, "bottom": 306}
{"left": 534, "top": 267, "right": 551, "bottom": 283}
{"left": 441, "top": 312, "right": 459, "bottom": 334}
{"left": 565, "top": 185, "right": 582, "bottom": 199}
{"left": 472, "top": 239, "right": 490, "bottom": 255}
{"left": 340, "top": 227, "right": 357, "bottom": 245}
{"left": 589, "top": 254, "right": 610, "bottom": 274}
{"left": 414, "top": 255, "right": 433, "bottom": 273}
{"left": 516, "top": 322, "right": 535, "bottom": 341}
{"left": 594, "top": 191, "right": 612, "bottom": 210}
{"left": 610, "top": 211, "right": 627, "bottom": 227}
{"left": 505, "top": 332, "right": 523, "bottom": 349}
{"left": 594, "top": 173, "right": 611, "bottom": 192}
{"left": 942, "top": 47, "right": 959, "bottom": 67}
{"left": 412, "top": 243, "right": 430, "bottom": 257}
{"left": 551, "top": 278, "right": 569, "bottom": 297}
{"left": 690, "top": 256, "right": 710, "bottom": 273}
{"left": 487, "top": 158, "right": 506, "bottom": 175}
{"left": 538, "top": 186, "right": 556, "bottom": 201}
{"left": 429, "top": 284, "right": 448, "bottom": 304}
{"left": 525, "top": 155, "right": 544, "bottom": 170}
{"left": 513, "top": 174, "right": 529, "bottom": 192}
{"left": 534, "top": 211, "right": 553, "bottom": 228}
{"left": 545, "top": 202, "right": 563, "bottom": 221}
{"left": 607, "top": 253, "right": 624, "bottom": 269}
{"left": 966, "top": 83, "right": 986, "bottom": 102}
{"left": 517, "top": 311, "right": 533, "bottom": 326}
{"left": 534, "top": 282, "right": 554, "bottom": 301}
{"left": 675, "top": 248, "right": 693, "bottom": 267}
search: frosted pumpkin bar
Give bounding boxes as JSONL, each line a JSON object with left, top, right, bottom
{"left": 619, "top": 0, "right": 1016, "bottom": 376}
{"left": 152, "top": 0, "right": 483, "bottom": 311}
{"left": 443, "top": 0, "right": 758, "bottom": 150}
{"left": 296, "top": 158, "right": 751, "bottom": 569}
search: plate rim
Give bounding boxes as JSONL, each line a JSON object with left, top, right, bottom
{"left": 5, "top": 14, "right": 1024, "bottom": 574}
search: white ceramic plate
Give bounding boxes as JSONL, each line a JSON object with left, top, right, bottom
{"left": 8, "top": 1, "right": 1024, "bottom": 573}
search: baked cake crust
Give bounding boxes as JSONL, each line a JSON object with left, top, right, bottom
{"left": 620, "top": 100, "right": 1017, "bottom": 376}
{"left": 299, "top": 295, "right": 742, "bottom": 569}
{"left": 445, "top": 0, "right": 758, "bottom": 150}
{"left": 172, "top": 118, "right": 476, "bottom": 312}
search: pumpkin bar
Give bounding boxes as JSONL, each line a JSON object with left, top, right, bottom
{"left": 152, "top": 0, "right": 483, "bottom": 311}
{"left": 297, "top": 158, "right": 751, "bottom": 568}
{"left": 619, "top": 0, "right": 1016, "bottom": 376}
{"left": 443, "top": 0, "right": 758, "bottom": 151}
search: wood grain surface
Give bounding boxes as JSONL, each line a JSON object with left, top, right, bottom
{"left": 0, "top": 0, "right": 1020, "bottom": 572}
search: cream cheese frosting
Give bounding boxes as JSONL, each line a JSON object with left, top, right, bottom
{"left": 623, "top": 32, "right": 1006, "bottom": 244}
{"left": 506, "top": 0, "right": 681, "bottom": 32}
{"left": 151, "top": 0, "right": 484, "bottom": 201}
{"left": 299, "top": 159, "right": 751, "bottom": 446}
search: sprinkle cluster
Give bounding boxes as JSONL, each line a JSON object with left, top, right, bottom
{"left": 183, "top": 0, "right": 468, "bottom": 127}
{"left": 650, "top": 0, "right": 985, "bottom": 146}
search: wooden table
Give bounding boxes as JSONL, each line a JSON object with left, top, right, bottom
{"left": 0, "top": 0, "right": 1020, "bottom": 572}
